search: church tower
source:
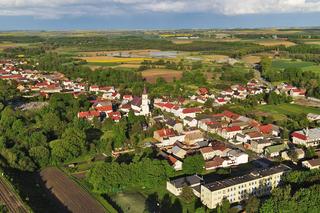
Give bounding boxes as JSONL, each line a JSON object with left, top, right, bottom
{"left": 141, "top": 85, "right": 150, "bottom": 115}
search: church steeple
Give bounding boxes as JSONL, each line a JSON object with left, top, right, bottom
{"left": 143, "top": 84, "right": 147, "bottom": 94}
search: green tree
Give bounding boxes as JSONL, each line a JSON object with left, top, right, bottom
{"left": 183, "top": 154, "right": 204, "bottom": 175}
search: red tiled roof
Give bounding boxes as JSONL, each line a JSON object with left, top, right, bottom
{"left": 155, "top": 128, "right": 176, "bottom": 138}
{"left": 258, "top": 124, "right": 273, "bottom": 134}
{"left": 95, "top": 106, "right": 113, "bottom": 112}
{"left": 224, "top": 126, "right": 241, "bottom": 132}
{"left": 247, "top": 131, "right": 263, "bottom": 138}
{"left": 200, "top": 146, "right": 214, "bottom": 154}
{"left": 123, "top": 95, "right": 133, "bottom": 99}
{"left": 108, "top": 111, "right": 121, "bottom": 120}
{"left": 199, "top": 87, "right": 209, "bottom": 95}
{"left": 223, "top": 110, "right": 240, "bottom": 119}
{"left": 182, "top": 107, "right": 202, "bottom": 114}
{"left": 291, "top": 132, "right": 307, "bottom": 140}
{"left": 211, "top": 141, "right": 228, "bottom": 151}
{"left": 205, "top": 157, "right": 224, "bottom": 168}
{"left": 168, "top": 155, "right": 178, "bottom": 164}
{"left": 78, "top": 111, "right": 100, "bottom": 118}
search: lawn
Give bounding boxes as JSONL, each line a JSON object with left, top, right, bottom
{"left": 272, "top": 59, "right": 315, "bottom": 70}
{"left": 256, "top": 104, "right": 320, "bottom": 117}
{"left": 111, "top": 192, "right": 146, "bottom": 213}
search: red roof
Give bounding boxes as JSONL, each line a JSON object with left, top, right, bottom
{"left": 182, "top": 107, "right": 202, "bottom": 114}
{"left": 168, "top": 155, "right": 178, "bottom": 164}
{"left": 0, "top": 74, "right": 22, "bottom": 79}
{"left": 108, "top": 112, "right": 121, "bottom": 121}
{"left": 95, "top": 106, "right": 113, "bottom": 112}
{"left": 78, "top": 111, "right": 100, "bottom": 118}
{"left": 223, "top": 110, "right": 240, "bottom": 119}
{"left": 224, "top": 126, "right": 241, "bottom": 132}
{"left": 155, "top": 128, "right": 176, "bottom": 138}
{"left": 258, "top": 124, "right": 273, "bottom": 134}
{"left": 211, "top": 141, "right": 228, "bottom": 151}
{"left": 200, "top": 146, "right": 214, "bottom": 154}
{"left": 291, "top": 132, "right": 307, "bottom": 140}
{"left": 199, "top": 87, "right": 209, "bottom": 95}
{"left": 205, "top": 157, "right": 224, "bottom": 168}
{"left": 123, "top": 95, "right": 133, "bottom": 100}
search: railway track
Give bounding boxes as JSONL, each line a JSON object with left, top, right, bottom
{"left": 0, "top": 177, "right": 28, "bottom": 213}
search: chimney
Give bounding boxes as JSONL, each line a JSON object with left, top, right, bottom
{"left": 305, "top": 127, "right": 309, "bottom": 137}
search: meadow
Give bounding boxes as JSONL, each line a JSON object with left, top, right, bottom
{"left": 256, "top": 103, "right": 320, "bottom": 117}
{"left": 271, "top": 59, "right": 316, "bottom": 69}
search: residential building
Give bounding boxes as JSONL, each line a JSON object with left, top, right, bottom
{"left": 200, "top": 165, "right": 290, "bottom": 209}
{"left": 302, "top": 158, "right": 320, "bottom": 170}
{"left": 167, "top": 175, "right": 203, "bottom": 196}
{"left": 291, "top": 128, "right": 320, "bottom": 147}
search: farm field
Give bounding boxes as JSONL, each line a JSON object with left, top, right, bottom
{"left": 242, "top": 55, "right": 261, "bottom": 64}
{"left": 0, "top": 177, "right": 29, "bottom": 213}
{"left": 253, "top": 39, "right": 296, "bottom": 47}
{"left": 141, "top": 69, "right": 183, "bottom": 83}
{"left": 40, "top": 167, "right": 106, "bottom": 213}
{"left": 256, "top": 104, "right": 320, "bottom": 117}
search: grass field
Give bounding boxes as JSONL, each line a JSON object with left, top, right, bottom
{"left": 112, "top": 192, "right": 146, "bottom": 213}
{"left": 256, "top": 104, "right": 320, "bottom": 117}
{"left": 272, "top": 59, "right": 316, "bottom": 69}
{"left": 141, "top": 69, "right": 183, "bottom": 83}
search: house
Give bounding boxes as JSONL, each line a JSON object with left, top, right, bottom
{"left": 167, "top": 175, "right": 203, "bottom": 196}
{"left": 227, "top": 150, "right": 249, "bottom": 165}
{"left": 180, "top": 108, "right": 202, "bottom": 119}
{"left": 77, "top": 111, "right": 100, "bottom": 121}
{"left": 153, "top": 129, "right": 184, "bottom": 147}
{"left": 198, "top": 87, "right": 209, "bottom": 96}
{"left": 257, "top": 124, "right": 281, "bottom": 137}
{"left": 250, "top": 139, "right": 272, "bottom": 154}
{"left": 171, "top": 146, "right": 187, "bottom": 159}
{"left": 200, "top": 147, "right": 216, "bottom": 160}
{"left": 302, "top": 158, "right": 320, "bottom": 170}
{"left": 94, "top": 105, "right": 113, "bottom": 114}
{"left": 168, "top": 155, "right": 183, "bottom": 171}
{"left": 289, "top": 88, "right": 306, "bottom": 97}
{"left": 246, "top": 131, "right": 264, "bottom": 141}
{"left": 183, "top": 116, "right": 198, "bottom": 127}
{"left": 123, "top": 95, "right": 133, "bottom": 102}
{"left": 211, "top": 141, "right": 231, "bottom": 157}
{"left": 183, "top": 130, "right": 204, "bottom": 146}
{"left": 307, "top": 113, "right": 320, "bottom": 122}
{"left": 108, "top": 112, "right": 121, "bottom": 122}
{"left": 265, "top": 143, "right": 289, "bottom": 157}
{"left": 217, "top": 126, "right": 242, "bottom": 139}
{"left": 154, "top": 128, "right": 176, "bottom": 142}
{"left": 205, "top": 157, "right": 229, "bottom": 170}
{"left": 165, "top": 119, "right": 184, "bottom": 133}
{"left": 281, "top": 148, "right": 305, "bottom": 161}
{"left": 291, "top": 128, "right": 320, "bottom": 147}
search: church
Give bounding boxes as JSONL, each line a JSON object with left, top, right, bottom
{"left": 131, "top": 86, "right": 150, "bottom": 116}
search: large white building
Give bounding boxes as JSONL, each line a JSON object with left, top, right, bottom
{"left": 200, "top": 165, "right": 290, "bottom": 209}
{"left": 291, "top": 128, "right": 320, "bottom": 147}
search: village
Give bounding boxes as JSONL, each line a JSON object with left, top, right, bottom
{"left": 1, "top": 57, "right": 320, "bottom": 210}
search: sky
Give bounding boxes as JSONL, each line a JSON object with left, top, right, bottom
{"left": 1, "top": 0, "right": 320, "bottom": 30}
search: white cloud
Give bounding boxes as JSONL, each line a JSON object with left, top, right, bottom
{"left": 0, "top": 0, "right": 320, "bottom": 19}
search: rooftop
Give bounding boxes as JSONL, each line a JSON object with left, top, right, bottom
{"left": 203, "top": 164, "right": 290, "bottom": 192}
